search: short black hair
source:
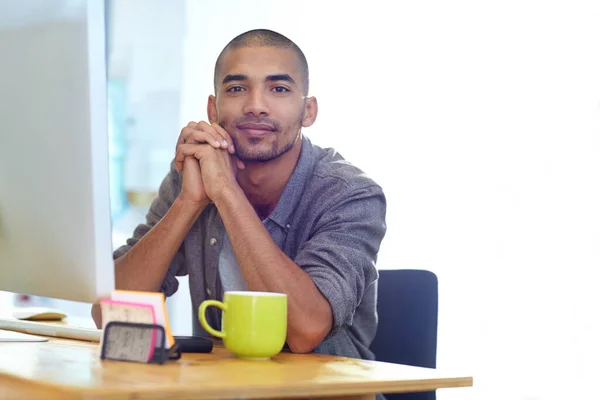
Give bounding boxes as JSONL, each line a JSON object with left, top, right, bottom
{"left": 214, "top": 29, "right": 309, "bottom": 96}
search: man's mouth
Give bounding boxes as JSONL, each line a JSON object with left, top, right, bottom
{"left": 236, "top": 123, "right": 276, "bottom": 136}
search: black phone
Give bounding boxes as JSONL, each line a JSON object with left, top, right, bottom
{"left": 174, "top": 336, "right": 213, "bottom": 353}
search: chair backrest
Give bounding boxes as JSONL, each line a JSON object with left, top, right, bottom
{"left": 370, "top": 269, "right": 439, "bottom": 400}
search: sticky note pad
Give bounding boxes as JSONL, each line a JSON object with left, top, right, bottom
{"left": 109, "top": 290, "right": 175, "bottom": 348}
{"left": 100, "top": 299, "right": 157, "bottom": 362}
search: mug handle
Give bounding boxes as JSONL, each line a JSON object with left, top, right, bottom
{"left": 199, "top": 300, "right": 227, "bottom": 339}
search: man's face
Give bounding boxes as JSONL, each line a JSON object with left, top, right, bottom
{"left": 210, "top": 47, "right": 313, "bottom": 163}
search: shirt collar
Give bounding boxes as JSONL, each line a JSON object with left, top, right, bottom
{"left": 266, "top": 135, "right": 316, "bottom": 230}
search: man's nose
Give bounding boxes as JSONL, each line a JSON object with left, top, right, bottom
{"left": 243, "top": 89, "right": 270, "bottom": 117}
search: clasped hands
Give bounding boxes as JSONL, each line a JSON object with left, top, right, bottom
{"left": 175, "top": 121, "right": 245, "bottom": 207}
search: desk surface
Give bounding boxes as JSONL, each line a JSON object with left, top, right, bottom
{"left": 0, "top": 337, "right": 471, "bottom": 400}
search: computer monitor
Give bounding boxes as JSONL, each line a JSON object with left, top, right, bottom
{"left": 0, "top": 0, "right": 115, "bottom": 304}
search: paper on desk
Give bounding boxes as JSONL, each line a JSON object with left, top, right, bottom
{"left": 0, "top": 329, "right": 49, "bottom": 342}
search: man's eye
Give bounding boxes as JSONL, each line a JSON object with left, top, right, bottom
{"left": 227, "top": 86, "right": 245, "bottom": 93}
{"left": 272, "top": 86, "right": 289, "bottom": 93}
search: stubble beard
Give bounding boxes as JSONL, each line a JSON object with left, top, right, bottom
{"left": 219, "top": 118, "right": 302, "bottom": 163}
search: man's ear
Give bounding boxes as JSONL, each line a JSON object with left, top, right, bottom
{"left": 301, "top": 96, "right": 318, "bottom": 128}
{"left": 207, "top": 95, "right": 217, "bottom": 124}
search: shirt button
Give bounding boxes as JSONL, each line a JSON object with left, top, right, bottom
{"left": 209, "top": 238, "right": 217, "bottom": 245}
{"left": 286, "top": 224, "right": 291, "bottom": 230}
{"left": 206, "top": 288, "right": 212, "bottom": 296}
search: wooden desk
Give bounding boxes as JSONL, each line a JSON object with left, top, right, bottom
{"left": 0, "top": 338, "right": 472, "bottom": 400}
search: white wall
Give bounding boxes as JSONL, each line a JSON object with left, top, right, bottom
{"left": 181, "top": 1, "right": 600, "bottom": 399}
{"left": 107, "top": 0, "right": 186, "bottom": 192}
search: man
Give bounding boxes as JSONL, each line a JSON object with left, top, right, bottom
{"left": 94, "top": 29, "right": 386, "bottom": 360}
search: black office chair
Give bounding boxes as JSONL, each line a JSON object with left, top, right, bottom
{"left": 370, "top": 269, "right": 439, "bottom": 400}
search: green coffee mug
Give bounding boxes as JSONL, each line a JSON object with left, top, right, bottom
{"left": 199, "top": 291, "right": 287, "bottom": 360}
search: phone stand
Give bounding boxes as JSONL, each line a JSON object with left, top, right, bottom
{"left": 100, "top": 321, "right": 181, "bottom": 364}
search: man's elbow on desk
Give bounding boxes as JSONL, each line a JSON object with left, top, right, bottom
{"left": 286, "top": 331, "right": 325, "bottom": 354}
{"left": 286, "top": 315, "right": 333, "bottom": 354}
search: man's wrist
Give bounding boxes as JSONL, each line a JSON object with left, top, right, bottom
{"left": 173, "top": 196, "right": 209, "bottom": 218}
{"left": 212, "top": 183, "right": 245, "bottom": 211}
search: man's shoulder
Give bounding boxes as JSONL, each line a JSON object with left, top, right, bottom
{"left": 309, "top": 145, "right": 383, "bottom": 195}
